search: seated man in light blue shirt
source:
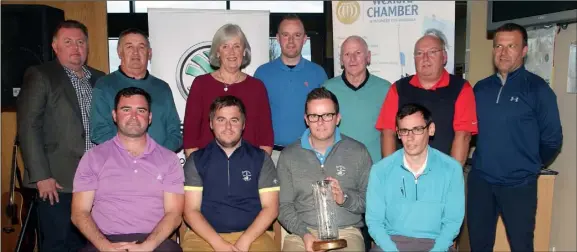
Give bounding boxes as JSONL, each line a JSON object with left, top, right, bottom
{"left": 366, "top": 103, "right": 464, "bottom": 252}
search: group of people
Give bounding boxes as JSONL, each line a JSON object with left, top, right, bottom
{"left": 16, "top": 12, "right": 562, "bottom": 252}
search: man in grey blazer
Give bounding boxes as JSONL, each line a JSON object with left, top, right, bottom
{"left": 17, "top": 20, "right": 105, "bottom": 252}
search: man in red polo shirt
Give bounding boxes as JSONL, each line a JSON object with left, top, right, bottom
{"left": 376, "top": 34, "right": 477, "bottom": 166}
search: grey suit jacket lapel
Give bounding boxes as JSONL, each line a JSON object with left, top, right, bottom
{"left": 53, "top": 62, "right": 83, "bottom": 121}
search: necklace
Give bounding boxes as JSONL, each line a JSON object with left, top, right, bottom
{"left": 218, "top": 71, "right": 242, "bottom": 92}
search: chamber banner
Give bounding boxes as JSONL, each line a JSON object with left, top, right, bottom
{"left": 332, "top": 1, "right": 455, "bottom": 83}
{"left": 148, "top": 8, "right": 269, "bottom": 163}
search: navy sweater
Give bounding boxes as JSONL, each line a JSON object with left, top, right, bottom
{"left": 472, "top": 66, "right": 562, "bottom": 186}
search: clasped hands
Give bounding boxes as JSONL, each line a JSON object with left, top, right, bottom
{"left": 102, "top": 241, "right": 154, "bottom": 251}
{"left": 211, "top": 237, "right": 252, "bottom": 252}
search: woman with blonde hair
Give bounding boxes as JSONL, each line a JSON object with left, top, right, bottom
{"left": 182, "top": 23, "right": 273, "bottom": 156}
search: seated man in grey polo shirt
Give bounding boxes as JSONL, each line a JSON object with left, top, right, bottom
{"left": 71, "top": 87, "right": 184, "bottom": 252}
{"left": 277, "top": 87, "right": 373, "bottom": 252}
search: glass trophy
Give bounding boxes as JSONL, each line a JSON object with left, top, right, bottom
{"left": 312, "top": 180, "right": 347, "bottom": 251}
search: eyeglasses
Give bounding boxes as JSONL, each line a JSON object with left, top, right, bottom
{"left": 414, "top": 49, "right": 444, "bottom": 58}
{"left": 306, "top": 113, "right": 336, "bottom": 122}
{"left": 397, "top": 125, "right": 429, "bottom": 136}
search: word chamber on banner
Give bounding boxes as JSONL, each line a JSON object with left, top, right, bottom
{"left": 332, "top": 1, "right": 455, "bottom": 84}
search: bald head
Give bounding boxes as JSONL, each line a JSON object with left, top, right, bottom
{"left": 341, "top": 35, "right": 369, "bottom": 56}
{"left": 414, "top": 34, "right": 445, "bottom": 54}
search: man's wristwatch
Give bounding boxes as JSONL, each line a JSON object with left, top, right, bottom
{"left": 337, "top": 193, "right": 348, "bottom": 206}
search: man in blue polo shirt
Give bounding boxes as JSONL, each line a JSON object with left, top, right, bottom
{"left": 254, "top": 14, "right": 328, "bottom": 163}
{"left": 181, "top": 96, "right": 280, "bottom": 252}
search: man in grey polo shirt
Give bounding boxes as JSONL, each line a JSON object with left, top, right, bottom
{"left": 277, "top": 87, "right": 372, "bottom": 252}
{"left": 71, "top": 87, "right": 184, "bottom": 252}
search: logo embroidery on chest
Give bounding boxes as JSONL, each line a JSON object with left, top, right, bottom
{"left": 510, "top": 96, "right": 519, "bottom": 102}
{"left": 156, "top": 174, "right": 163, "bottom": 181}
{"left": 242, "top": 170, "right": 252, "bottom": 182}
{"left": 304, "top": 81, "right": 309, "bottom": 87}
{"left": 336, "top": 165, "right": 346, "bottom": 176}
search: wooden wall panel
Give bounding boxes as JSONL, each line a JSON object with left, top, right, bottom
{"left": 0, "top": 112, "right": 22, "bottom": 198}
{"left": 0, "top": 111, "right": 27, "bottom": 252}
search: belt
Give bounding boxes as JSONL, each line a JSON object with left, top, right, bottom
{"left": 273, "top": 145, "right": 284, "bottom": 151}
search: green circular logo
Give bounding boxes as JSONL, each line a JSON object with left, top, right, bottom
{"left": 175, "top": 41, "right": 215, "bottom": 99}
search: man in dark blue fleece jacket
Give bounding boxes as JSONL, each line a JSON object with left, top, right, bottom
{"left": 468, "top": 23, "right": 563, "bottom": 252}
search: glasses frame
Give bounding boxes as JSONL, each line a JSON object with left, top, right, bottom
{"left": 414, "top": 48, "right": 444, "bottom": 58}
{"left": 397, "top": 123, "right": 430, "bottom": 136}
{"left": 306, "top": 113, "right": 336, "bottom": 123}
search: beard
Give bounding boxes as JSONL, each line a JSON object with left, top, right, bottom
{"left": 118, "top": 120, "right": 147, "bottom": 138}
{"left": 118, "top": 127, "right": 147, "bottom": 138}
{"left": 215, "top": 136, "right": 242, "bottom": 149}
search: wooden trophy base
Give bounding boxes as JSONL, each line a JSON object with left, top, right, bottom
{"left": 313, "top": 239, "right": 347, "bottom": 251}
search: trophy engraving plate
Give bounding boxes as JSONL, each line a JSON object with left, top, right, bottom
{"left": 313, "top": 239, "right": 348, "bottom": 251}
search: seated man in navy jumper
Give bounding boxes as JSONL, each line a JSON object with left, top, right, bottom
{"left": 181, "top": 95, "right": 280, "bottom": 252}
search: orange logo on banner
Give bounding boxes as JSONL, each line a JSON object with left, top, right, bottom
{"left": 336, "top": 1, "right": 360, "bottom": 25}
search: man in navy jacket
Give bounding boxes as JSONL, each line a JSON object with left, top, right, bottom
{"left": 468, "top": 23, "right": 563, "bottom": 252}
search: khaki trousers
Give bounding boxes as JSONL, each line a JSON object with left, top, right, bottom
{"left": 181, "top": 230, "right": 276, "bottom": 251}
{"left": 282, "top": 227, "right": 364, "bottom": 252}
